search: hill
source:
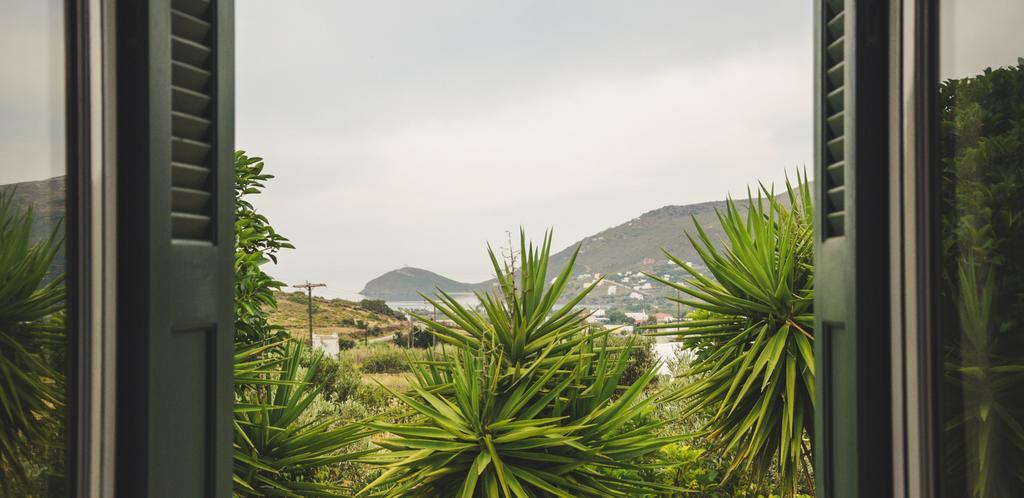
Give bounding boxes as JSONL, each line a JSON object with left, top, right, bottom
{"left": 0, "top": 176, "right": 68, "bottom": 277}
{"left": 359, "top": 193, "right": 789, "bottom": 306}
{"left": 269, "top": 291, "right": 411, "bottom": 342}
{"left": 359, "top": 267, "right": 489, "bottom": 302}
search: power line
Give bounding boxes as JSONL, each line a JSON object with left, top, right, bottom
{"left": 292, "top": 281, "right": 326, "bottom": 347}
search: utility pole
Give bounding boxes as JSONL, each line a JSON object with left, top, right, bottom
{"left": 293, "top": 281, "right": 326, "bottom": 346}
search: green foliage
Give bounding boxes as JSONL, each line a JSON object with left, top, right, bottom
{"left": 303, "top": 351, "right": 364, "bottom": 403}
{"left": 392, "top": 328, "right": 434, "bottom": 349}
{"left": 606, "top": 334, "right": 660, "bottom": 389}
{"left": 361, "top": 232, "right": 683, "bottom": 497}
{"left": 938, "top": 60, "right": 1024, "bottom": 497}
{"left": 605, "top": 309, "right": 631, "bottom": 325}
{"left": 0, "top": 191, "right": 65, "bottom": 490}
{"left": 645, "top": 175, "right": 815, "bottom": 496}
{"left": 360, "top": 299, "right": 402, "bottom": 320}
{"left": 360, "top": 348, "right": 411, "bottom": 374}
{"left": 234, "top": 342, "right": 375, "bottom": 497}
{"left": 232, "top": 152, "right": 375, "bottom": 497}
{"left": 235, "top": 151, "right": 294, "bottom": 344}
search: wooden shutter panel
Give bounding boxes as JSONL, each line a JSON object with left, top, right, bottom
{"left": 116, "top": 0, "right": 234, "bottom": 496}
{"left": 814, "top": 0, "right": 892, "bottom": 496}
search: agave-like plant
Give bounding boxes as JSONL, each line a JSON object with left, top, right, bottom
{"left": 644, "top": 175, "right": 815, "bottom": 495}
{"left": 0, "top": 190, "right": 66, "bottom": 487}
{"left": 360, "top": 232, "right": 683, "bottom": 497}
{"left": 234, "top": 341, "right": 376, "bottom": 497}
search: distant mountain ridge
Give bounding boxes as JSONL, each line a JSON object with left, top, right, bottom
{"left": 359, "top": 267, "right": 491, "bottom": 301}
{"left": 359, "top": 194, "right": 789, "bottom": 302}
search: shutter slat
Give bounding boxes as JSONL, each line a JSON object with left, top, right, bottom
{"left": 827, "top": 136, "right": 845, "bottom": 162}
{"left": 171, "top": 137, "right": 211, "bottom": 165}
{"left": 827, "top": 37, "right": 845, "bottom": 64}
{"left": 171, "top": 0, "right": 212, "bottom": 19}
{"left": 172, "top": 35, "right": 211, "bottom": 67}
{"left": 827, "top": 110, "right": 845, "bottom": 135}
{"left": 172, "top": 111, "right": 211, "bottom": 141}
{"left": 826, "top": 161, "right": 845, "bottom": 185}
{"left": 827, "top": 87, "right": 845, "bottom": 113}
{"left": 826, "top": 211, "right": 845, "bottom": 235}
{"left": 171, "top": 9, "right": 210, "bottom": 43}
{"left": 827, "top": 186, "right": 845, "bottom": 211}
{"left": 172, "top": 86, "right": 211, "bottom": 115}
{"left": 172, "top": 61, "right": 211, "bottom": 93}
{"left": 171, "top": 212, "right": 212, "bottom": 241}
{"left": 172, "top": 186, "right": 212, "bottom": 214}
{"left": 826, "top": 11, "right": 845, "bottom": 37}
{"left": 172, "top": 162, "right": 211, "bottom": 190}
{"left": 827, "top": 61, "right": 845, "bottom": 88}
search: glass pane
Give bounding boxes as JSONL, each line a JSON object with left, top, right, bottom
{"left": 938, "top": 2, "right": 1024, "bottom": 496}
{"left": 0, "top": 0, "right": 69, "bottom": 495}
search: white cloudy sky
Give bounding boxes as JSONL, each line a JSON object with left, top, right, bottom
{"left": 237, "top": 1, "right": 814, "bottom": 298}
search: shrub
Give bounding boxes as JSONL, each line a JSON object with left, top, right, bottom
{"left": 391, "top": 327, "right": 434, "bottom": 348}
{"left": 304, "top": 353, "right": 363, "bottom": 403}
{"left": 360, "top": 347, "right": 410, "bottom": 373}
{"left": 338, "top": 337, "right": 357, "bottom": 350}
{"left": 361, "top": 231, "right": 683, "bottom": 497}
{"left": 234, "top": 342, "right": 374, "bottom": 496}
{"left": 645, "top": 174, "right": 815, "bottom": 496}
{"left": 0, "top": 191, "right": 66, "bottom": 490}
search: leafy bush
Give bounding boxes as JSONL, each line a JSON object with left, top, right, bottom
{"left": 359, "top": 299, "right": 402, "bottom": 319}
{"left": 391, "top": 327, "right": 434, "bottom": 348}
{"left": 645, "top": 175, "right": 815, "bottom": 496}
{"left": 360, "top": 347, "right": 410, "bottom": 373}
{"left": 938, "top": 60, "right": 1024, "bottom": 497}
{"left": 338, "top": 337, "right": 357, "bottom": 350}
{"left": 304, "top": 352, "right": 363, "bottom": 403}
{"left": 361, "top": 232, "right": 683, "bottom": 497}
{"left": 234, "top": 151, "right": 293, "bottom": 344}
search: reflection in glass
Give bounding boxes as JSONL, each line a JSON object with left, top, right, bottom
{"left": 0, "top": 0, "right": 68, "bottom": 495}
{"left": 939, "top": 2, "right": 1024, "bottom": 496}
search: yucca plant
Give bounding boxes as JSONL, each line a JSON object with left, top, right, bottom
{"left": 361, "top": 232, "right": 683, "bottom": 497}
{"left": 0, "top": 190, "right": 66, "bottom": 488}
{"left": 234, "top": 341, "right": 376, "bottom": 497}
{"left": 644, "top": 175, "right": 815, "bottom": 495}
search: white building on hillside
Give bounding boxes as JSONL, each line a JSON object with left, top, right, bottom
{"left": 629, "top": 291, "right": 644, "bottom": 300}
{"left": 625, "top": 311, "right": 649, "bottom": 323}
{"left": 607, "top": 285, "right": 617, "bottom": 296}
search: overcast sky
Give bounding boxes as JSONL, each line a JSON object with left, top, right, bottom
{"left": 237, "top": 1, "right": 814, "bottom": 299}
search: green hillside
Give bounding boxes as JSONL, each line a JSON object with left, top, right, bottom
{"left": 269, "top": 291, "right": 411, "bottom": 341}
{"left": 359, "top": 195, "right": 784, "bottom": 304}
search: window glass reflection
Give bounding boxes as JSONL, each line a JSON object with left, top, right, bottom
{"left": 939, "top": 1, "right": 1024, "bottom": 496}
{"left": 0, "top": 0, "right": 69, "bottom": 495}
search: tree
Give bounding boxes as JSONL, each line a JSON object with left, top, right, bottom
{"left": 605, "top": 309, "right": 629, "bottom": 325}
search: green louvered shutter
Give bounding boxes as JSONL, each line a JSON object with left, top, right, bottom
{"left": 116, "top": 0, "right": 234, "bottom": 496}
{"left": 814, "top": 0, "right": 893, "bottom": 496}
